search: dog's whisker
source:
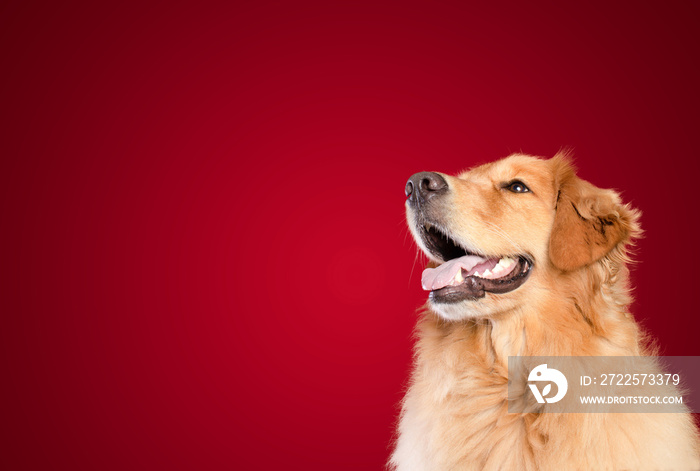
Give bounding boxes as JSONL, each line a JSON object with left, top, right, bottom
{"left": 479, "top": 220, "right": 527, "bottom": 255}
{"left": 408, "top": 245, "right": 420, "bottom": 286}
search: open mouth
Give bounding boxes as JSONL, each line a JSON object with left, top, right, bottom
{"left": 419, "top": 223, "right": 533, "bottom": 303}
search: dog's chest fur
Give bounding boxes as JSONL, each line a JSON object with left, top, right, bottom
{"left": 390, "top": 315, "right": 700, "bottom": 471}
{"left": 390, "top": 318, "right": 539, "bottom": 471}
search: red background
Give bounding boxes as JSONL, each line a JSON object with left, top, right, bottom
{"left": 2, "top": 2, "right": 699, "bottom": 469}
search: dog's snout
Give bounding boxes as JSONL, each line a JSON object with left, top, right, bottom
{"left": 406, "top": 172, "right": 448, "bottom": 205}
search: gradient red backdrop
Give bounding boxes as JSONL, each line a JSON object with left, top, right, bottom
{"left": 2, "top": 1, "right": 699, "bottom": 469}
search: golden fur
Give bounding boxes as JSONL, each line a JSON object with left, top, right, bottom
{"left": 391, "top": 153, "right": 700, "bottom": 470}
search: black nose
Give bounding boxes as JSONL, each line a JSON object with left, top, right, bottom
{"left": 405, "top": 172, "right": 448, "bottom": 205}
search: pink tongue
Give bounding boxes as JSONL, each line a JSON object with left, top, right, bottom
{"left": 421, "top": 255, "right": 500, "bottom": 291}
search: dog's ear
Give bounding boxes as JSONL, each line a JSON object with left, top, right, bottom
{"left": 548, "top": 155, "right": 640, "bottom": 271}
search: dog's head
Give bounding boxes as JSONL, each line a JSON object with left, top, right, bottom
{"left": 405, "top": 153, "right": 640, "bottom": 321}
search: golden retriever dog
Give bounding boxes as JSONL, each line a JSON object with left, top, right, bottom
{"left": 390, "top": 153, "right": 700, "bottom": 470}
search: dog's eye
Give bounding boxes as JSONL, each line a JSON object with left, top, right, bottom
{"left": 505, "top": 181, "right": 530, "bottom": 193}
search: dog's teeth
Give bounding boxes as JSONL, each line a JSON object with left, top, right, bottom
{"left": 425, "top": 223, "right": 432, "bottom": 231}
{"left": 482, "top": 269, "right": 492, "bottom": 277}
{"left": 496, "top": 257, "right": 515, "bottom": 270}
{"left": 473, "top": 271, "right": 480, "bottom": 277}
{"left": 454, "top": 270, "right": 464, "bottom": 283}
